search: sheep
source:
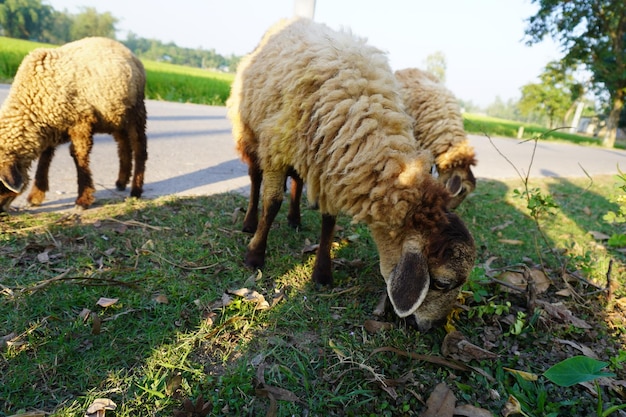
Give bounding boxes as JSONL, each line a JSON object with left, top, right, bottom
{"left": 241, "top": 68, "right": 477, "bottom": 233}
{"left": 228, "top": 18, "right": 476, "bottom": 332}
{"left": 395, "top": 67, "right": 476, "bottom": 209}
{"left": 0, "top": 37, "right": 148, "bottom": 212}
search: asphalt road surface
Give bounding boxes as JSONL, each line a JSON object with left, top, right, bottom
{"left": 1, "top": 83, "right": 625, "bottom": 213}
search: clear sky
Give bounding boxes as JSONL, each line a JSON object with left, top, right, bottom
{"left": 44, "top": 0, "right": 561, "bottom": 108}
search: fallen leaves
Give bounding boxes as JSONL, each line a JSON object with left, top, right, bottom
{"left": 420, "top": 383, "right": 493, "bottom": 417}
{"left": 85, "top": 398, "right": 116, "bottom": 417}
{"left": 441, "top": 331, "right": 498, "bottom": 362}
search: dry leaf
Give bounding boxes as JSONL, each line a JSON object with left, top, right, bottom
{"left": 96, "top": 297, "right": 119, "bottom": 308}
{"left": 227, "top": 288, "right": 270, "bottom": 310}
{"left": 37, "top": 250, "right": 50, "bottom": 263}
{"left": 556, "top": 288, "right": 573, "bottom": 297}
{"left": 498, "top": 239, "right": 524, "bottom": 245}
{"left": 78, "top": 308, "right": 91, "bottom": 321}
{"left": 420, "top": 382, "right": 456, "bottom": 417}
{"left": 364, "top": 319, "right": 394, "bottom": 334}
{"left": 589, "top": 230, "right": 610, "bottom": 240}
{"left": 85, "top": 398, "right": 116, "bottom": 417}
{"left": 555, "top": 338, "right": 599, "bottom": 359}
{"left": 583, "top": 206, "right": 592, "bottom": 216}
{"left": 501, "top": 395, "right": 522, "bottom": 417}
{"left": 498, "top": 271, "right": 526, "bottom": 291}
{"left": 536, "top": 300, "right": 592, "bottom": 329}
{"left": 90, "top": 313, "right": 101, "bottom": 335}
{"left": 454, "top": 404, "right": 494, "bottom": 417}
{"left": 153, "top": 294, "right": 169, "bottom": 304}
{"left": 442, "top": 331, "right": 498, "bottom": 362}
{"left": 166, "top": 373, "right": 183, "bottom": 395}
{"left": 503, "top": 367, "right": 539, "bottom": 381}
{"left": 529, "top": 269, "right": 551, "bottom": 293}
{"left": 490, "top": 220, "right": 513, "bottom": 232}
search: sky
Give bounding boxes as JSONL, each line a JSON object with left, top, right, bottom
{"left": 44, "top": 0, "right": 562, "bottom": 108}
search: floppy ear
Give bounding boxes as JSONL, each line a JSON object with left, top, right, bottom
{"left": 0, "top": 163, "right": 24, "bottom": 193}
{"left": 387, "top": 251, "right": 430, "bottom": 317}
{"left": 446, "top": 174, "right": 463, "bottom": 197}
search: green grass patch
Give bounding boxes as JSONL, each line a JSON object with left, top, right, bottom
{"left": 463, "top": 113, "right": 609, "bottom": 147}
{"left": 1, "top": 175, "right": 625, "bottom": 416}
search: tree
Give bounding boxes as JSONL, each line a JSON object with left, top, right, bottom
{"left": 525, "top": 0, "right": 626, "bottom": 147}
{"left": 69, "top": 7, "right": 117, "bottom": 40}
{"left": 0, "top": 0, "right": 52, "bottom": 40}
{"left": 423, "top": 51, "right": 446, "bottom": 84}
{"left": 518, "top": 61, "right": 582, "bottom": 128}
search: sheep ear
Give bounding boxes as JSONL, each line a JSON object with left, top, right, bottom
{"left": 387, "top": 251, "right": 430, "bottom": 317}
{"left": 446, "top": 174, "right": 463, "bottom": 197}
{"left": 0, "top": 163, "right": 23, "bottom": 193}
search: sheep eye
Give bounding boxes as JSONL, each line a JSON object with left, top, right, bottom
{"left": 432, "top": 280, "right": 452, "bottom": 291}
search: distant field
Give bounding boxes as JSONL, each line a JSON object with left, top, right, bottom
{"left": 463, "top": 113, "right": 605, "bottom": 146}
{"left": 0, "top": 36, "right": 611, "bottom": 145}
{"left": 0, "top": 36, "right": 233, "bottom": 106}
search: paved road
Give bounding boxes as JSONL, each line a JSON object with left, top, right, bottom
{"left": 1, "top": 83, "right": 625, "bottom": 212}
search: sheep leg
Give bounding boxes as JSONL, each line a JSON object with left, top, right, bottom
{"left": 312, "top": 214, "right": 336, "bottom": 286}
{"left": 245, "top": 174, "right": 285, "bottom": 268}
{"left": 242, "top": 161, "right": 262, "bottom": 233}
{"left": 129, "top": 110, "right": 147, "bottom": 199}
{"left": 113, "top": 131, "right": 132, "bottom": 191}
{"left": 69, "top": 126, "right": 95, "bottom": 209}
{"left": 287, "top": 169, "right": 303, "bottom": 229}
{"left": 27, "top": 146, "right": 56, "bottom": 206}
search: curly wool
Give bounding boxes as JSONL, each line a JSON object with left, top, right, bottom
{"left": 395, "top": 68, "right": 476, "bottom": 172}
{"left": 0, "top": 37, "right": 146, "bottom": 199}
{"left": 228, "top": 18, "right": 449, "bottom": 230}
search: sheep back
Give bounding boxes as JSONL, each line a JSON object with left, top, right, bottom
{"left": 0, "top": 37, "right": 147, "bottom": 210}
{"left": 229, "top": 18, "right": 438, "bottom": 228}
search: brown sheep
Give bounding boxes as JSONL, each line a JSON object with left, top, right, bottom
{"left": 0, "top": 37, "right": 147, "bottom": 212}
{"left": 395, "top": 67, "right": 476, "bottom": 209}
{"left": 228, "top": 18, "right": 476, "bottom": 331}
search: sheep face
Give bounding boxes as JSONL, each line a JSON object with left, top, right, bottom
{"left": 438, "top": 166, "right": 476, "bottom": 209}
{"left": 372, "top": 212, "right": 475, "bottom": 332}
{"left": 0, "top": 160, "right": 24, "bottom": 212}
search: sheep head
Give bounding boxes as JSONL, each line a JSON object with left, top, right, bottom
{"left": 0, "top": 160, "right": 24, "bottom": 212}
{"left": 371, "top": 212, "right": 475, "bottom": 332}
{"left": 437, "top": 165, "right": 476, "bottom": 210}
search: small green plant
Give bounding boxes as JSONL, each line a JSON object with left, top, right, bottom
{"left": 544, "top": 356, "right": 626, "bottom": 417}
{"left": 513, "top": 187, "right": 559, "bottom": 219}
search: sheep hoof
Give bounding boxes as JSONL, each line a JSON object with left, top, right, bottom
{"left": 115, "top": 181, "right": 127, "bottom": 191}
{"left": 244, "top": 250, "right": 265, "bottom": 269}
{"left": 241, "top": 223, "right": 257, "bottom": 234}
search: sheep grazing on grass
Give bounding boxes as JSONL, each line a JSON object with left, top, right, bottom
{"left": 228, "top": 18, "right": 476, "bottom": 331}
{"left": 0, "top": 37, "right": 148, "bottom": 212}
{"left": 395, "top": 67, "right": 476, "bottom": 209}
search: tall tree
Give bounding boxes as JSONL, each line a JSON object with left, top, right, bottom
{"left": 525, "top": 0, "right": 626, "bottom": 147}
{"left": 69, "top": 7, "right": 117, "bottom": 40}
{"left": 0, "top": 0, "right": 52, "bottom": 40}
{"left": 518, "top": 61, "right": 583, "bottom": 128}
{"left": 423, "top": 51, "right": 447, "bottom": 84}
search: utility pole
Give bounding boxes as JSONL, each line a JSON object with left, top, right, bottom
{"left": 294, "top": 0, "right": 316, "bottom": 19}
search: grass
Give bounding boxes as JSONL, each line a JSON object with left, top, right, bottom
{"left": 1, "top": 35, "right": 625, "bottom": 416}
{"left": 463, "top": 113, "right": 617, "bottom": 148}
{"left": 1, "top": 172, "right": 625, "bottom": 416}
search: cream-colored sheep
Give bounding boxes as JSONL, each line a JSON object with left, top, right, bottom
{"left": 395, "top": 68, "right": 476, "bottom": 209}
{"left": 228, "top": 18, "right": 475, "bottom": 331}
{"left": 0, "top": 37, "right": 147, "bottom": 212}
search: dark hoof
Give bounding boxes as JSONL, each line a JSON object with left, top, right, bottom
{"left": 312, "top": 270, "right": 333, "bottom": 286}
{"left": 115, "top": 181, "right": 127, "bottom": 191}
{"left": 130, "top": 188, "right": 142, "bottom": 198}
{"left": 244, "top": 250, "right": 265, "bottom": 269}
{"left": 242, "top": 224, "right": 257, "bottom": 234}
